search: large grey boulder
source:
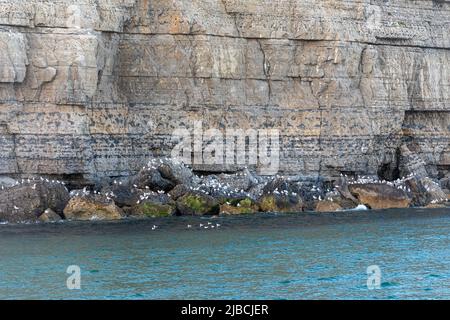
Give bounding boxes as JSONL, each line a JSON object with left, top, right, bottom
{"left": 0, "top": 181, "right": 69, "bottom": 223}
{"left": 405, "top": 176, "right": 449, "bottom": 207}
{"left": 132, "top": 158, "right": 197, "bottom": 192}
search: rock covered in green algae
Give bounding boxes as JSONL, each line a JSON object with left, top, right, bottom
{"left": 219, "top": 198, "right": 259, "bottom": 215}
{"left": 134, "top": 201, "right": 176, "bottom": 217}
{"left": 131, "top": 193, "right": 177, "bottom": 217}
{"left": 176, "top": 192, "right": 220, "bottom": 216}
{"left": 257, "top": 178, "right": 304, "bottom": 213}
{"left": 257, "top": 194, "right": 304, "bottom": 213}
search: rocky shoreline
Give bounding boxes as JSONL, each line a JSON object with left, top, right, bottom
{"left": 1, "top": 158, "right": 449, "bottom": 224}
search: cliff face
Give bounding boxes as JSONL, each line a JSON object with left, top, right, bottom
{"left": 0, "top": 0, "right": 449, "bottom": 185}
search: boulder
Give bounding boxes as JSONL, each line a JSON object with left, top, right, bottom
{"left": 405, "top": 176, "right": 448, "bottom": 206}
{"left": 246, "top": 182, "right": 267, "bottom": 201}
{"left": 131, "top": 193, "right": 176, "bottom": 217}
{"left": 63, "top": 195, "right": 124, "bottom": 221}
{"left": 133, "top": 158, "right": 197, "bottom": 192}
{"left": 262, "top": 177, "right": 291, "bottom": 194}
{"left": 421, "top": 177, "right": 448, "bottom": 204}
{"left": 257, "top": 178, "right": 304, "bottom": 213}
{"left": 133, "top": 169, "right": 175, "bottom": 192}
{"left": 439, "top": 177, "right": 450, "bottom": 190}
{"left": 197, "top": 175, "right": 247, "bottom": 200}
{"left": 176, "top": 192, "right": 220, "bottom": 216}
{"left": 39, "top": 208, "right": 62, "bottom": 222}
{"left": 315, "top": 201, "right": 343, "bottom": 212}
{"left": 215, "top": 169, "right": 258, "bottom": 193}
{"left": 219, "top": 198, "right": 259, "bottom": 215}
{"left": 101, "top": 183, "right": 143, "bottom": 207}
{"left": 133, "top": 201, "right": 176, "bottom": 217}
{"left": 348, "top": 183, "right": 411, "bottom": 209}
{"left": 258, "top": 194, "right": 304, "bottom": 213}
{"left": 0, "top": 181, "right": 69, "bottom": 223}
{"left": 334, "top": 177, "right": 359, "bottom": 204}
{"left": 158, "top": 161, "right": 196, "bottom": 186}
{"left": 196, "top": 169, "right": 259, "bottom": 202}
{"left": 322, "top": 190, "right": 358, "bottom": 210}
{"left": 404, "top": 176, "right": 429, "bottom": 206}
{"left": 168, "top": 184, "right": 191, "bottom": 200}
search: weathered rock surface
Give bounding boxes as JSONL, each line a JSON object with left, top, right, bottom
{"left": 0, "top": 181, "right": 69, "bottom": 223}
{"left": 315, "top": 201, "right": 343, "bottom": 213}
{"left": 320, "top": 189, "right": 357, "bottom": 211}
{"left": 258, "top": 178, "right": 304, "bottom": 213}
{"left": 63, "top": 195, "right": 124, "bottom": 221}
{"left": 0, "top": 0, "right": 448, "bottom": 185}
{"left": 130, "top": 192, "right": 176, "bottom": 217}
{"left": 0, "top": 176, "right": 17, "bottom": 187}
{"left": 404, "top": 176, "right": 449, "bottom": 207}
{"left": 101, "top": 183, "right": 143, "bottom": 207}
{"left": 220, "top": 198, "right": 259, "bottom": 215}
{"left": 133, "top": 201, "right": 176, "bottom": 218}
{"left": 348, "top": 183, "right": 411, "bottom": 210}
{"left": 132, "top": 159, "right": 197, "bottom": 192}
{"left": 168, "top": 184, "right": 191, "bottom": 200}
{"left": 176, "top": 192, "right": 220, "bottom": 216}
{"left": 39, "top": 208, "right": 62, "bottom": 222}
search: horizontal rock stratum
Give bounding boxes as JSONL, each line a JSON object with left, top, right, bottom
{"left": 0, "top": 0, "right": 449, "bottom": 185}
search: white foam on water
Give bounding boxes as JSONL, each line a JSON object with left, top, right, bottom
{"left": 350, "top": 204, "right": 369, "bottom": 211}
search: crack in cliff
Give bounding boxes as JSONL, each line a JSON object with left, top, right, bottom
{"left": 256, "top": 39, "right": 272, "bottom": 102}
{"left": 11, "top": 23, "right": 450, "bottom": 51}
{"left": 316, "top": 108, "right": 325, "bottom": 183}
{"left": 2, "top": 123, "right": 22, "bottom": 174}
{"left": 303, "top": 77, "right": 326, "bottom": 182}
{"left": 219, "top": 0, "right": 241, "bottom": 37}
{"left": 357, "top": 46, "right": 366, "bottom": 99}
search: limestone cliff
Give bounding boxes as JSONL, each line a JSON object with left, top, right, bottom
{"left": 0, "top": 0, "right": 449, "bottom": 185}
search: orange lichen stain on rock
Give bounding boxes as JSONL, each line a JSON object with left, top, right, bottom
{"left": 141, "top": 0, "right": 149, "bottom": 11}
{"left": 169, "top": 14, "right": 183, "bottom": 33}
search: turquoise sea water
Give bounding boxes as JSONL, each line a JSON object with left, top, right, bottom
{"left": 1, "top": 208, "right": 450, "bottom": 300}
